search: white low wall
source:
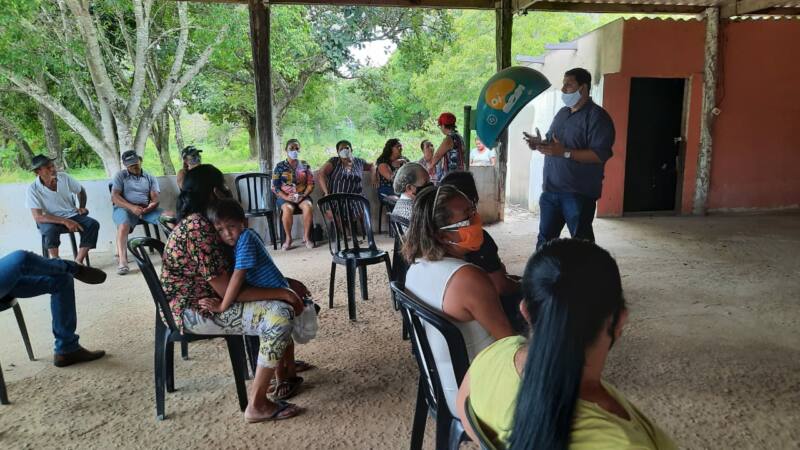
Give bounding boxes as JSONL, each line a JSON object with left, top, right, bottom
{"left": 0, "top": 167, "right": 502, "bottom": 257}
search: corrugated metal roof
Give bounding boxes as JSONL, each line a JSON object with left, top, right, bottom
{"left": 516, "top": 0, "right": 800, "bottom": 16}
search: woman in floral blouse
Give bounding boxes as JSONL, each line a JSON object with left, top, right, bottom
{"left": 160, "top": 164, "right": 306, "bottom": 423}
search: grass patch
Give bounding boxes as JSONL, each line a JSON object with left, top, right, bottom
{"left": 0, "top": 113, "right": 441, "bottom": 184}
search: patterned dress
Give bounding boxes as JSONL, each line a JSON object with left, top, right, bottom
{"left": 436, "top": 132, "right": 466, "bottom": 181}
{"left": 327, "top": 157, "right": 367, "bottom": 195}
{"left": 160, "top": 214, "right": 293, "bottom": 368}
{"left": 271, "top": 159, "right": 315, "bottom": 198}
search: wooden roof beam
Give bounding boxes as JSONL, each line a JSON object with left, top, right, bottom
{"left": 173, "top": 0, "right": 496, "bottom": 8}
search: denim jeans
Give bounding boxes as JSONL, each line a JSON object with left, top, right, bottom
{"left": 38, "top": 214, "right": 100, "bottom": 249}
{"left": 0, "top": 250, "right": 80, "bottom": 354}
{"left": 536, "top": 191, "right": 597, "bottom": 250}
{"left": 112, "top": 206, "right": 163, "bottom": 230}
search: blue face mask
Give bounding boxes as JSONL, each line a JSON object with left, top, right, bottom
{"left": 562, "top": 89, "right": 582, "bottom": 108}
{"left": 288, "top": 150, "right": 299, "bottom": 160}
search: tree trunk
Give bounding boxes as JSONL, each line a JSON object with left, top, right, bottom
{"left": 37, "top": 104, "right": 66, "bottom": 170}
{"left": 0, "top": 113, "right": 35, "bottom": 167}
{"left": 246, "top": 113, "right": 258, "bottom": 158}
{"left": 36, "top": 74, "right": 66, "bottom": 170}
{"left": 170, "top": 106, "right": 185, "bottom": 150}
{"left": 152, "top": 112, "right": 176, "bottom": 175}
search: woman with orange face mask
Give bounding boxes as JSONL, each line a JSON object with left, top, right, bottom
{"left": 401, "top": 184, "right": 515, "bottom": 416}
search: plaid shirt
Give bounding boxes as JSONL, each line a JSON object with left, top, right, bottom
{"left": 272, "top": 159, "right": 314, "bottom": 197}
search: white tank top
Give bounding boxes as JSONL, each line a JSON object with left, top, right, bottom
{"left": 405, "top": 257, "right": 495, "bottom": 415}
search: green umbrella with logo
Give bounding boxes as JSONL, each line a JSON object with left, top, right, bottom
{"left": 476, "top": 66, "right": 551, "bottom": 148}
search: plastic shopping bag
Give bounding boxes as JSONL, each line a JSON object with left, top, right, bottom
{"left": 292, "top": 297, "right": 319, "bottom": 344}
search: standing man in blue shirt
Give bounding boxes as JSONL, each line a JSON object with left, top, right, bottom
{"left": 524, "top": 68, "right": 615, "bottom": 250}
{"left": 111, "top": 150, "right": 164, "bottom": 275}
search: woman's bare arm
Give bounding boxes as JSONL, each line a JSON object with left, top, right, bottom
{"left": 456, "top": 372, "right": 480, "bottom": 443}
{"left": 443, "top": 265, "right": 514, "bottom": 340}
{"left": 430, "top": 135, "right": 454, "bottom": 169}
{"left": 318, "top": 163, "right": 334, "bottom": 195}
{"left": 377, "top": 163, "right": 394, "bottom": 181}
{"left": 208, "top": 272, "right": 303, "bottom": 314}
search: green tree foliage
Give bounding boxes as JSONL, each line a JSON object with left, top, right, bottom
{"left": 411, "top": 11, "right": 617, "bottom": 122}
{"left": 187, "top": 5, "right": 451, "bottom": 157}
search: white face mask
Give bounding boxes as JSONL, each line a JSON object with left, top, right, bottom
{"left": 562, "top": 89, "right": 582, "bottom": 108}
{"left": 287, "top": 150, "right": 299, "bottom": 160}
{"left": 338, "top": 148, "right": 352, "bottom": 159}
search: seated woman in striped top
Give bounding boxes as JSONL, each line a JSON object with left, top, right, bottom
{"left": 317, "top": 140, "right": 374, "bottom": 197}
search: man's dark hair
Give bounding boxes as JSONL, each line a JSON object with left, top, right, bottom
{"left": 207, "top": 198, "right": 246, "bottom": 225}
{"left": 565, "top": 68, "right": 592, "bottom": 92}
{"left": 440, "top": 171, "right": 479, "bottom": 204}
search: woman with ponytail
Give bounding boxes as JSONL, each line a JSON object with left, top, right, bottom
{"left": 457, "top": 239, "right": 676, "bottom": 450}
{"left": 402, "top": 184, "right": 514, "bottom": 415}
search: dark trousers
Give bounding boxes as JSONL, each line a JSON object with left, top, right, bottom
{"left": 0, "top": 250, "right": 80, "bottom": 354}
{"left": 536, "top": 191, "right": 597, "bottom": 250}
{"left": 38, "top": 214, "right": 100, "bottom": 249}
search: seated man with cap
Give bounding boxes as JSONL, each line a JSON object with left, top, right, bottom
{"left": 26, "top": 154, "right": 100, "bottom": 264}
{"left": 111, "top": 150, "right": 164, "bottom": 275}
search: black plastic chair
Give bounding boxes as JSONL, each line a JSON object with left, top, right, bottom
{"left": 235, "top": 173, "right": 278, "bottom": 250}
{"left": 378, "top": 193, "right": 398, "bottom": 235}
{"left": 38, "top": 228, "right": 90, "bottom": 267}
{"left": 389, "top": 215, "right": 411, "bottom": 340}
{"left": 128, "top": 237, "right": 254, "bottom": 420}
{"left": 390, "top": 282, "right": 471, "bottom": 450}
{"left": 158, "top": 216, "right": 177, "bottom": 239}
{"left": 389, "top": 215, "right": 410, "bottom": 286}
{"left": 0, "top": 296, "right": 36, "bottom": 405}
{"left": 463, "top": 396, "right": 498, "bottom": 450}
{"left": 317, "top": 193, "right": 392, "bottom": 321}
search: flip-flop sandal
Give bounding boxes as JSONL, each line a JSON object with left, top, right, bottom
{"left": 267, "top": 375, "right": 304, "bottom": 394}
{"left": 244, "top": 401, "right": 302, "bottom": 423}
{"left": 305, "top": 241, "right": 315, "bottom": 249}
{"left": 281, "top": 241, "right": 293, "bottom": 251}
{"left": 271, "top": 377, "right": 304, "bottom": 401}
{"left": 117, "top": 266, "right": 130, "bottom": 275}
{"left": 295, "top": 360, "right": 315, "bottom": 373}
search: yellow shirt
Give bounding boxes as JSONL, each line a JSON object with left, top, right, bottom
{"left": 469, "top": 336, "right": 677, "bottom": 450}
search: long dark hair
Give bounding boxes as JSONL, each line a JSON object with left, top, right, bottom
{"left": 177, "top": 164, "right": 227, "bottom": 220}
{"left": 377, "top": 138, "right": 400, "bottom": 166}
{"left": 509, "top": 239, "right": 625, "bottom": 450}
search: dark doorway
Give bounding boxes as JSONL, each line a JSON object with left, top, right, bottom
{"left": 623, "top": 78, "right": 685, "bottom": 213}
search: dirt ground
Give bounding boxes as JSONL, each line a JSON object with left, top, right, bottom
{"left": 1, "top": 208, "right": 798, "bottom": 449}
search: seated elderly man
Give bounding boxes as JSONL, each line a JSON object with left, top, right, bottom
{"left": 111, "top": 150, "right": 164, "bottom": 275}
{"left": 0, "top": 250, "right": 107, "bottom": 366}
{"left": 390, "top": 162, "right": 431, "bottom": 225}
{"left": 26, "top": 154, "right": 100, "bottom": 264}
